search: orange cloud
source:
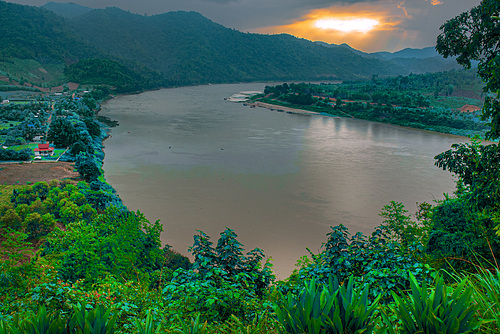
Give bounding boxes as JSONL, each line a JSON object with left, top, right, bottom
{"left": 254, "top": 4, "right": 405, "bottom": 52}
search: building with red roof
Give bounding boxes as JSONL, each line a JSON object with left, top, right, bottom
{"left": 34, "top": 143, "right": 55, "bottom": 157}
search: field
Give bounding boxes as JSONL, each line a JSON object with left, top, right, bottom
{"left": 0, "top": 161, "right": 80, "bottom": 185}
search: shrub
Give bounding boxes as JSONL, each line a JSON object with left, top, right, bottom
{"left": 273, "top": 276, "right": 382, "bottom": 334}
{"left": 392, "top": 273, "right": 484, "bottom": 334}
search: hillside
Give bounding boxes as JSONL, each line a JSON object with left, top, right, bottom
{"left": 0, "top": 1, "right": 462, "bottom": 88}
{"left": 41, "top": 1, "right": 93, "bottom": 18}
{"left": 67, "top": 8, "right": 407, "bottom": 85}
{"left": 0, "top": 1, "right": 96, "bottom": 63}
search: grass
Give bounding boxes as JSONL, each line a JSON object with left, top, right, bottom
{"left": 466, "top": 268, "right": 500, "bottom": 333}
{"left": 431, "top": 96, "right": 483, "bottom": 109}
{"left": 0, "top": 184, "right": 24, "bottom": 206}
{"left": 0, "top": 58, "right": 65, "bottom": 86}
{"left": 7, "top": 143, "right": 38, "bottom": 151}
{"left": 0, "top": 121, "right": 21, "bottom": 130}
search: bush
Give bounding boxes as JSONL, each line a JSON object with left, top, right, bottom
{"left": 273, "top": 276, "right": 382, "bottom": 334}
{"left": 392, "top": 273, "right": 484, "bottom": 334}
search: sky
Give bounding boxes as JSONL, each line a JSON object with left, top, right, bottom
{"left": 5, "top": 0, "right": 481, "bottom": 52}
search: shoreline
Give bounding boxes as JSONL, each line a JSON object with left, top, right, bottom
{"left": 250, "top": 101, "right": 322, "bottom": 116}
{"left": 245, "top": 98, "right": 482, "bottom": 140}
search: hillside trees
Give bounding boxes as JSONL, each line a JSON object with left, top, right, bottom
{"left": 436, "top": 0, "right": 500, "bottom": 139}
{"left": 430, "top": 0, "right": 500, "bottom": 268}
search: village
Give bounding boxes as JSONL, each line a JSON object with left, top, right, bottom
{"left": 0, "top": 85, "right": 107, "bottom": 185}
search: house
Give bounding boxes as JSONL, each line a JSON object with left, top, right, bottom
{"left": 34, "top": 143, "right": 54, "bottom": 157}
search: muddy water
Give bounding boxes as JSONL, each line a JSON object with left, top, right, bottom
{"left": 101, "top": 83, "right": 463, "bottom": 278}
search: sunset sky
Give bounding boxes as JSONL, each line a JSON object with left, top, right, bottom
{"left": 5, "top": 0, "right": 481, "bottom": 52}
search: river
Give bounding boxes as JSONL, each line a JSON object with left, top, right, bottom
{"left": 100, "top": 83, "right": 463, "bottom": 278}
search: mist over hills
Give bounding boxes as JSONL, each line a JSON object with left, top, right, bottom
{"left": 0, "top": 1, "right": 460, "bottom": 89}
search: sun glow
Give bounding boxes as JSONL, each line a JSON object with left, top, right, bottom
{"left": 315, "top": 18, "right": 379, "bottom": 33}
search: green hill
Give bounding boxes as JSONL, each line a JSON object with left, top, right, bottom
{"left": 0, "top": 1, "right": 96, "bottom": 63}
{"left": 0, "top": 1, "right": 462, "bottom": 88}
{"left": 67, "top": 8, "right": 409, "bottom": 85}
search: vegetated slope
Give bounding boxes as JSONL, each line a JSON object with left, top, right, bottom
{"left": 0, "top": 1, "right": 97, "bottom": 63}
{"left": 0, "top": 0, "right": 463, "bottom": 88}
{"left": 64, "top": 58, "right": 165, "bottom": 93}
{"left": 0, "top": 1, "right": 162, "bottom": 89}
{"left": 41, "top": 1, "right": 93, "bottom": 18}
{"left": 67, "top": 8, "right": 409, "bottom": 85}
{"left": 372, "top": 47, "right": 441, "bottom": 59}
{"left": 321, "top": 43, "right": 460, "bottom": 72}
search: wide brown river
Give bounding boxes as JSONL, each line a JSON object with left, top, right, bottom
{"left": 101, "top": 83, "right": 464, "bottom": 278}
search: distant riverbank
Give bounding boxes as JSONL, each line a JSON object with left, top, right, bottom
{"left": 250, "top": 101, "right": 322, "bottom": 116}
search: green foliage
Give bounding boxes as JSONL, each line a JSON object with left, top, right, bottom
{"left": 299, "top": 223, "right": 432, "bottom": 301}
{"left": 160, "top": 229, "right": 272, "bottom": 324}
{"left": 0, "top": 1, "right": 97, "bottom": 63}
{"left": 0, "top": 305, "right": 68, "bottom": 334}
{"left": 222, "top": 313, "right": 278, "bottom": 334}
{"left": 0, "top": 228, "right": 33, "bottom": 267}
{"left": 431, "top": 137, "right": 500, "bottom": 269}
{"left": 75, "top": 151, "right": 101, "bottom": 182}
{"left": 190, "top": 228, "right": 273, "bottom": 297}
{"left": 261, "top": 71, "right": 486, "bottom": 137}
{"left": 392, "top": 273, "right": 484, "bottom": 334}
{"left": 133, "top": 310, "right": 162, "bottom": 334}
{"left": 467, "top": 268, "right": 500, "bottom": 333}
{"left": 162, "top": 267, "right": 263, "bottom": 324}
{"left": 435, "top": 137, "right": 500, "bottom": 211}
{"left": 72, "top": 303, "right": 118, "bottom": 334}
{"left": 2, "top": 181, "right": 99, "bottom": 240}
{"left": 0, "top": 148, "right": 32, "bottom": 161}
{"left": 273, "top": 276, "right": 383, "bottom": 334}
{"left": 436, "top": 0, "right": 500, "bottom": 140}
{"left": 47, "top": 116, "right": 80, "bottom": 148}
{"left": 42, "top": 208, "right": 163, "bottom": 284}
{"left": 64, "top": 59, "right": 152, "bottom": 93}
{"left": 380, "top": 200, "right": 427, "bottom": 248}
{"left": 174, "top": 314, "right": 209, "bottom": 334}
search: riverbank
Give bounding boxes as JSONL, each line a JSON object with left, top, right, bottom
{"left": 250, "top": 101, "right": 322, "bottom": 116}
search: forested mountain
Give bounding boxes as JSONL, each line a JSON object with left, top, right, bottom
{"left": 372, "top": 47, "right": 440, "bottom": 59}
{"left": 0, "top": 1, "right": 97, "bottom": 63}
{"left": 0, "top": 0, "right": 463, "bottom": 88}
{"left": 41, "top": 1, "right": 92, "bottom": 18}
{"left": 66, "top": 8, "right": 406, "bottom": 85}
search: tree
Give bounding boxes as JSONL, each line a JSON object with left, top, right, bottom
{"left": 436, "top": 0, "right": 500, "bottom": 139}
{"left": 75, "top": 152, "right": 101, "bottom": 182}
{"left": 47, "top": 117, "right": 78, "bottom": 148}
{"left": 431, "top": 0, "right": 500, "bottom": 267}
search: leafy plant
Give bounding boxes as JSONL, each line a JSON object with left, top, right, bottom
{"left": 273, "top": 276, "right": 383, "bottom": 334}
{"left": 72, "top": 303, "right": 118, "bottom": 334}
{"left": 467, "top": 267, "right": 500, "bottom": 333}
{"left": 392, "top": 273, "right": 485, "bottom": 334}
{"left": 222, "top": 313, "right": 279, "bottom": 334}
{"left": 300, "top": 223, "right": 432, "bottom": 301}
{"left": 0, "top": 305, "right": 69, "bottom": 334}
{"left": 162, "top": 267, "right": 263, "bottom": 323}
{"left": 174, "top": 314, "right": 209, "bottom": 334}
{"left": 133, "top": 310, "right": 162, "bottom": 334}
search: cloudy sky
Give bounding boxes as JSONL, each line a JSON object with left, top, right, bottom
{"left": 5, "top": 0, "right": 480, "bottom": 52}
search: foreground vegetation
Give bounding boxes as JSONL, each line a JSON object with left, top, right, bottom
{"left": 1, "top": 0, "right": 500, "bottom": 332}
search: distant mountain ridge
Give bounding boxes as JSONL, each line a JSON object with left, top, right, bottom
{"left": 0, "top": 0, "right": 461, "bottom": 88}
{"left": 42, "top": 1, "right": 92, "bottom": 18}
